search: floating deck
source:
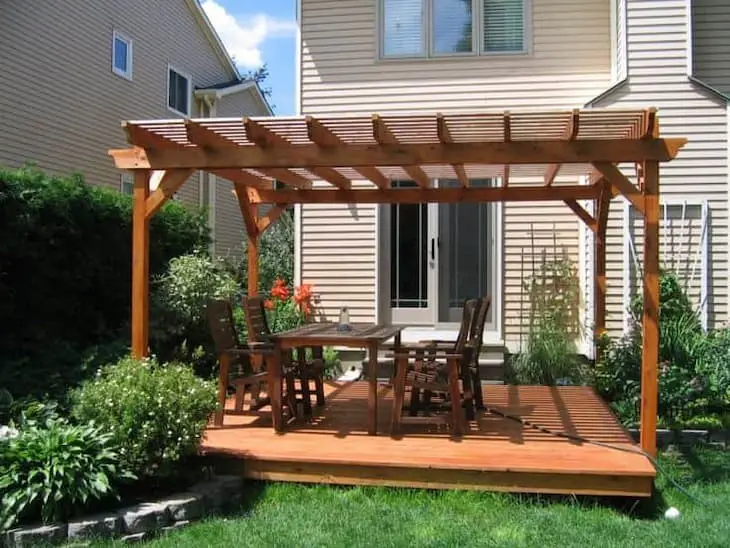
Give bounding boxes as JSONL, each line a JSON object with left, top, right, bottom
{"left": 202, "top": 382, "right": 655, "bottom": 497}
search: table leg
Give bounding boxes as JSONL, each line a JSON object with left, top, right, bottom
{"left": 367, "top": 341, "right": 378, "bottom": 436}
{"left": 269, "top": 345, "right": 284, "bottom": 432}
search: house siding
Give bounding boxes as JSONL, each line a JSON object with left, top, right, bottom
{"left": 591, "top": 0, "right": 728, "bottom": 333}
{"left": 213, "top": 90, "right": 271, "bottom": 261}
{"left": 0, "top": 0, "right": 234, "bottom": 210}
{"left": 692, "top": 0, "right": 730, "bottom": 96}
{"left": 300, "top": 0, "right": 613, "bottom": 340}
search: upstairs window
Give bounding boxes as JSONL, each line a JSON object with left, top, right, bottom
{"left": 380, "top": 0, "right": 527, "bottom": 58}
{"left": 167, "top": 66, "right": 191, "bottom": 116}
{"left": 112, "top": 30, "right": 133, "bottom": 79}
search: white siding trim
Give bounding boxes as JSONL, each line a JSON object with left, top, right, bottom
{"left": 700, "top": 200, "right": 710, "bottom": 331}
{"left": 621, "top": 199, "right": 632, "bottom": 334}
{"left": 685, "top": 0, "right": 694, "bottom": 76}
{"left": 294, "top": 0, "right": 303, "bottom": 286}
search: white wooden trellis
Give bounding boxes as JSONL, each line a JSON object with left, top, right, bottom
{"left": 622, "top": 199, "right": 710, "bottom": 332}
{"left": 577, "top": 176, "right": 595, "bottom": 359}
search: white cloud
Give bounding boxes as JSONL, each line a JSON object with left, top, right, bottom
{"left": 201, "top": 0, "right": 296, "bottom": 69}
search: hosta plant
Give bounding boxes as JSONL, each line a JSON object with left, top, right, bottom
{"left": 0, "top": 416, "right": 130, "bottom": 530}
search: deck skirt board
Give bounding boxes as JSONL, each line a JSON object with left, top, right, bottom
{"left": 202, "top": 383, "right": 655, "bottom": 497}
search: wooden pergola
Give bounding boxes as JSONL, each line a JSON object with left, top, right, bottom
{"left": 109, "top": 108, "right": 686, "bottom": 457}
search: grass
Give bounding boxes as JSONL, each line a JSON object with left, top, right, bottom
{"left": 93, "top": 446, "right": 729, "bottom": 548}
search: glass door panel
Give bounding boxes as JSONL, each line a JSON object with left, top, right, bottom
{"left": 438, "top": 179, "right": 496, "bottom": 327}
{"left": 390, "top": 180, "right": 435, "bottom": 324}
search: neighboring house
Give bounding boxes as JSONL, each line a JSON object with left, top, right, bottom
{"left": 0, "top": 0, "right": 272, "bottom": 260}
{"left": 295, "top": 0, "right": 729, "bottom": 361}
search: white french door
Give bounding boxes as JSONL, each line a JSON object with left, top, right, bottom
{"left": 387, "top": 179, "right": 498, "bottom": 329}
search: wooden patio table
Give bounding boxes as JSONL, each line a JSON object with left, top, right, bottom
{"left": 270, "top": 322, "right": 403, "bottom": 435}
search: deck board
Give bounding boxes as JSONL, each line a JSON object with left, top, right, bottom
{"left": 202, "top": 382, "right": 655, "bottom": 497}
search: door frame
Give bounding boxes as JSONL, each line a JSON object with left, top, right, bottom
{"left": 377, "top": 180, "right": 504, "bottom": 340}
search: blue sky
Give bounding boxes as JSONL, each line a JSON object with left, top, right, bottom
{"left": 201, "top": 0, "right": 297, "bottom": 115}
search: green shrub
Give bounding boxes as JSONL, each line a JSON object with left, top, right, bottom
{"left": 0, "top": 166, "right": 209, "bottom": 400}
{"left": 512, "top": 252, "right": 583, "bottom": 385}
{"left": 594, "top": 270, "right": 729, "bottom": 428}
{"left": 238, "top": 209, "right": 294, "bottom": 292}
{"left": 0, "top": 413, "right": 131, "bottom": 530}
{"left": 71, "top": 356, "right": 218, "bottom": 479}
{"left": 150, "top": 252, "right": 239, "bottom": 374}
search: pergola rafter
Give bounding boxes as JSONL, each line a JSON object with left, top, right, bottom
{"left": 110, "top": 108, "right": 686, "bottom": 456}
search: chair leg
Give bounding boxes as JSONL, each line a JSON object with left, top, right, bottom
{"left": 301, "top": 372, "right": 313, "bottom": 417}
{"left": 447, "top": 357, "right": 464, "bottom": 436}
{"left": 472, "top": 367, "right": 485, "bottom": 410}
{"left": 284, "top": 370, "right": 298, "bottom": 419}
{"left": 214, "top": 353, "right": 230, "bottom": 426}
{"left": 313, "top": 372, "right": 325, "bottom": 406}
{"left": 408, "top": 386, "right": 421, "bottom": 416}
{"left": 234, "top": 385, "right": 246, "bottom": 412}
{"left": 390, "top": 355, "right": 408, "bottom": 435}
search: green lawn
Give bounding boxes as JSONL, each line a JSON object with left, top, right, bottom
{"left": 98, "top": 446, "right": 729, "bottom": 548}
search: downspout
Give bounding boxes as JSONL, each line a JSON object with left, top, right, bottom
{"left": 199, "top": 93, "right": 218, "bottom": 256}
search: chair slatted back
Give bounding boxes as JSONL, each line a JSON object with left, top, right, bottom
{"left": 454, "top": 298, "right": 479, "bottom": 354}
{"left": 471, "top": 296, "right": 492, "bottom": 349}
{"left": 207, "top": 299, "right": 238, "bottom": 354}
{"left": 244, "top": 295, "right": 273, "bottom": 343}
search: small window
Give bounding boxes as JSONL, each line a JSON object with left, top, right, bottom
{"left": 382, "top": 0, "right": 425, "bottom": 57}
{"left": 120, "top": 173, "right": 133, "bottom": 195}
{"left": 112, "top": 30, "right": 133, "bottom": 79}
{"left": 167, "top": 66, "right": 191, "bottom": 116}
{"left": 431, "top": 0, "right": 475, "bottom": 55}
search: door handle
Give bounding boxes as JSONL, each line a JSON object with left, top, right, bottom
{"left": 431, "top": 238, "right": 435, "bottom": 260}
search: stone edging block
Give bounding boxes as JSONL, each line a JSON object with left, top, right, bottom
{"left": 1, "top": 475, "right": 242, "bottom": 547}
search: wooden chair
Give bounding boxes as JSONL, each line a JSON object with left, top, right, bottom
{"left": 469, "top": 296, "right": 492, "bottom": 410}
{"left": 390, "top": 299, "right": 479, "bottom": 435}
{"left": 206, "top": 299, "right": 269, "bottom": 426}
{"left": 244, "top": 295, "right": 326, "bottom": 418}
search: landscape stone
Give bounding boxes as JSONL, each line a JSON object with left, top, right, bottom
{"left": 120, "top": 532, "right": 148, "bottom": 543}
{"left": 161, "top": 520, "right": 191, "bottom": 533}
{"left": 190, "top": 480, "right": 226, "bottom": 513}
{"left": 119, "top": 502, "right": 170, "bottom": 534}
{"left": 67, "top": 512, "right": 121, "bottom": 540}
{"left": 157, "top": 493, "right": 204, "bottom": 521}
{"left": 6, "top": 523, "right": 67, "bottom": 547}
{"left": 216, "top": 475, "right": 244, "bottom": 509}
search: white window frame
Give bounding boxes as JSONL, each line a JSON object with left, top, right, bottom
{"left": 378, "top": 0, "right": 530, "bottom": 60}
{"left": 112, "top": 30, "right": 133, "bottom": 80}
{"left": 119, "top": 172, "right": 133, "bottom": 195}
{"left": 166, "top": 64, "right": 192, "bottom": 117}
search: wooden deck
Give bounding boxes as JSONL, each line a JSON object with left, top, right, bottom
{"left": 202, "top": 382, "right": 655, "bottom": 498}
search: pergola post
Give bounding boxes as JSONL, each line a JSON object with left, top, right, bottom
{"left": 640, "top": 161, "right": 660, "bottom": 456}
{"left": 248, "top": 224, "right": 259, "bottom": 296}
{"left": 131, "top": 170, "right": 151, "bottom": 358}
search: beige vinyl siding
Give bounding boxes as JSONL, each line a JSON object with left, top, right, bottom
{"left": 590, "top": 0, "right": 728, "bottom": 334}
{"left": 0, "top": 0, "right": 235, "bottom": 211}
{"left": 212, "top": 90, "right": 271, "bottom": 261}
{"left": 692, "top": 0, "right": 730, "bottom": 96}
{"left": 300, "top": 0, "right": 613, "bottom": 340}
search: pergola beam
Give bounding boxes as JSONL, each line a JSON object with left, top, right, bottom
{"left": 209, "top": 169, "right": 273, "bottom": 190}
{"left": 564, "top": 199, "right": 597, "bottom": 231}
{"left": 592, "top": 161, "right": 645, "bottom": 215}
{"left": 306, "top": 116, "right": 390, "bottom": 188}
{"left": 544, "top": 109, "right": 580, "bottom": 186}
{"left": 145, "top": 169, "right": 194, "bottom": 218}
{"left": 436, "top": 113, "right": 468, "bottom": 188}
{"left": 258, "top": 205, "right": 290, "bottom": 234}
{"left": 373, "top": 114, "right": 431, "bottom": 188}
{"left": 233, "top": 181, "right": 260, "bottom": 240}
{"left": 503, "top": 112, "right": 511, "bottom": 187}
{"left": 245, "top": 184, "right": 601, "bottom": 205}
{"left": 109, "top": 138, "right": 687, "bottom": 171}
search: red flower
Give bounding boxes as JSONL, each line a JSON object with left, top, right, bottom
{"left": 264, "top": 299, "right": 274, "bottom": 310}
{"left": 270, "top": 278, "right": 289, "bottom": 300}
{"left": 294, "top": 284, "right": 313, "bottom": 304}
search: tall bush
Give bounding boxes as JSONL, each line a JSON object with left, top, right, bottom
{"left": 0, "top": 166, "right": 209, "bottom": 399}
